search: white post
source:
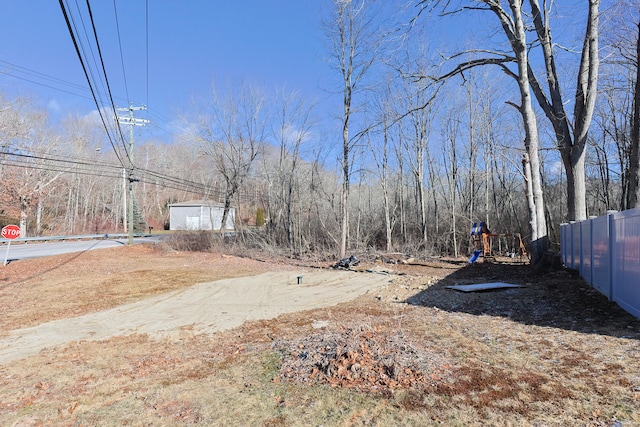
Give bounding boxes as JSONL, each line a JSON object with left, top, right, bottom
{"left": 3, "top": 241, "right": 11, "bottom": 266}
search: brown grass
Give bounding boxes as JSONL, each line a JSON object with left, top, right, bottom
{"left": 1, "top": 247, "right": 639, "bottom": 426}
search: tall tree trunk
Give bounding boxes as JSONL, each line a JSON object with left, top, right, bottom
{"left": 219, "top": 181, "right": 238, "bottom": 234}
{"left": 326, "top": 0, "right": 378, "bottom": 257}
{"left": 569, "top": 0, "right": 599, "bottom": 219}
{"left": 340, "top": 138, "right": 350, "bottom": 258}
{"left": 19, "top": 196, "right": 28, "bottom": 237}
{"left": 509, "top": 0, "right": 548, "bottom": 262}
{"left": 373, "top": 118, "right": 394, "bottom": 252}
{"left": 629, "top": 21, "right": 640, "bottom": 208}
{"left": 528, "top": 0, "right": 599, "bottom": 221}
{"left": 397, "top": 149, "right": 407, "bottom": 244}
{"left": 36, "top": 196, "right": 43, "bottom": 236}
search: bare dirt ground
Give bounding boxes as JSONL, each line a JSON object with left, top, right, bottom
{"left": 0, "top": 265, "right": 391, "bottom": 363}
{"left": 0, "top": 244, "right": 639, "bottom": 426}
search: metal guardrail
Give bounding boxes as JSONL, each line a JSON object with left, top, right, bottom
{"left": 0, "top": 233, "right": 151, "bottom": 245}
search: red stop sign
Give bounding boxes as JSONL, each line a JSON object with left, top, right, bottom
{"left": 1, "top": 225, "right": 21, "bottom": 240}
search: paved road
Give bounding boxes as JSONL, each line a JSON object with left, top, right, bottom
{"left": 2, "top": 236, "right": 160, "bottom": 262}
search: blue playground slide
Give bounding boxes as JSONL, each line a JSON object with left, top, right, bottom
{"left": 468, "top": 249, "right": 482, "bottom": 264}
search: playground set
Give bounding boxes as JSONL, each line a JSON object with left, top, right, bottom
{"left": 469, "top": 221, "right": 528, "bottom": 263}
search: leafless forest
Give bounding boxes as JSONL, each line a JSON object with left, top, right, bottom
{"left": 1, "top": 0, "right": 638, "bottom": 261}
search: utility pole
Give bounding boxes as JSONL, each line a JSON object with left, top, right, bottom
{"left": 116, "top": 105, "right": 149, "bottom": 245}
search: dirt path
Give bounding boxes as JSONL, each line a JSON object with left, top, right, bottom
{"left": 0, "top": 269, "right": 391, "bottom": 363}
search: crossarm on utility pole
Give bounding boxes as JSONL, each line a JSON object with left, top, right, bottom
{"left": 116, "top": 105, "right": 149, "bottom": 245}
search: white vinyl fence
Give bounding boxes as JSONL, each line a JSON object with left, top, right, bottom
{"left": 560, "top": 209, "right": 640, "bottom": 319}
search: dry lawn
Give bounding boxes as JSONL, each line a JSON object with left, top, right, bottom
{"left": 0, "top": 244, "right": 639, "bottom": 426}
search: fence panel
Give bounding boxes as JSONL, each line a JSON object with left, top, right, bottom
{"left": 611, "top": 210, "right": 640, "bottom": 319}
{"left": 571, "top": 222, "right": 581, "bottom": 270}
{"left": 580, "top": 220, "right": 592, "bottom": 285}
{"left": 560, "top": 226, "right": 568, "bottom": 266}
{"left": 590, "top": 215, "right": 610, "bottom": 299}
{"left": 561, "top": 209, "right": 640, "bottom": 319}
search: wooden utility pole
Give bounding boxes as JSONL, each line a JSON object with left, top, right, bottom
{"left": 116, "top": 105, "right": 149, "bottom": 245}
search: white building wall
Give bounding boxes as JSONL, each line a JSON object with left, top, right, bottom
{"left": 169, "top": 204, "right": 235, "bottom": 231}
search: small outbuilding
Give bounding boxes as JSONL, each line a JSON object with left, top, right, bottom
{"left": 169, "top": 201, "right": 235, "bottom": 231}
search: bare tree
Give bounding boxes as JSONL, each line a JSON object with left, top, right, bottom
{"left": 592, "top": 80, "right": 631, "bottom": 211}
{"left": 265, "top": 89, "right": 315, "bottom": 252}
{"left": 58, "top": 113, "right": 114, "bottom": 234}
{"left": 527, "top": 0, "right": 600, "bottom": 222}
{"left": 442, "top": 111, "right": 461, "bottom": 257}
{"left": 593, "top": 0, "right": 639, "bottom": 210}
{"left": 403, "top": 91, "right": 432, "bottom": 248}
{"left": 420, "top": 0, "right": 599, "bottom": 263}
{"left": 369, "top": 85, "right": 398, "bottom": 252}
{"left": 0, "top": 99, "right": 66, "bottom": 236}
{"left": 508, "top": 0, "right": 548, "bottom": 262}
{"left": 324, "top": 0, "right": 379, "bottom": 257}
{"left": 629, "top": 21, "right": 640, "bottom": 207}
{"left": 196, "top": 81, "right": 265, "bottom": 234}
{"left": 394, "top": 71, "right": 440, "bottom": 250}
{"left": 623, "top": 18, "right": 640, "bottom": 207}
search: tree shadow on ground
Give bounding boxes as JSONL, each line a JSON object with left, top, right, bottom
{"left": 404, "top": 259, "right": 640, "bottom": 339}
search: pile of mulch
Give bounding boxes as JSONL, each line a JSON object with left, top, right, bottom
{"left": 274, "top": 326, "right": 452, "bottom": 394}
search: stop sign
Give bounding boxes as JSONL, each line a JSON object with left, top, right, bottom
{"left": 1, "top": 225, "right": 21, "bottom": 240}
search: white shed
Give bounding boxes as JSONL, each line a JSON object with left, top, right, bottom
{"left": 169, "top": 201, "right": 235, "bottom": 231}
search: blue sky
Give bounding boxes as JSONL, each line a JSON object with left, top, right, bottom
{"left": 0, "top": 0, "right": 593, "bottom": 152}
{"left": 0, "top": 1, "right": 329, "bottom": 141}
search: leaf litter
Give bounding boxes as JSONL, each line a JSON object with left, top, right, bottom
{"left": 275, "top": 325, "right": 452, "bottom": 394}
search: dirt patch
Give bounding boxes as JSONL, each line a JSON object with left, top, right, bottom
{"left": 0, "top": 268, "right": 391, "bottom": 363}
{"left": 0, "top": 244, "right": 281, "bottom": 334}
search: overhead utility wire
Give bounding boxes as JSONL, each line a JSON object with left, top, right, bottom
{"left": 58, "top": 0, "right": 126, "bottom": 167}
{"left": 0, "top": 149, "right": 123, "bottom": 171}
{"left": 0, "top": 60, "right": 92, "bottom": 99}
{"left": 0, "top": 70, "right": 92, "bottom": 101}
{"left": 0, "top": 154, "right": 206, "bottom": 193}
{"left": 4, "top": 157, "right": 217, "bottom": 196}
{"left": 145, "top": 0, "right": 149, "bottom": 115}
{"left": 0, "top": 151, "right": 124, "bottom": 179}
{"left": 134, "top": 177, "right": 218, "bottom": 197}
{"left": 85, "top": 0, "right": 131, "bottom": 163}
{"left": 0, "top": 152, "right": 124, "bottom": 178}
{"left": 70, "top": 0, "right": 105, "bottom": 101}
{"left": 138, "top": 169, "right": 210, "bottom": 192}
{"left": 0, "top": 61, "right": 175, "bottom": 132}
{"left": 0, "top": 160, "right": 124, "bottom": 180}
{"left": 135, "top": 174, "right": 225, "bottom": 199}
{"left": 0, "top": 59, "right": 87, "bottom": 91}
{"left": 67, "top": 0, "right": 116, "bottom": 132}
{"left": 112, "top": 0, "right": 130, "bottom": 104}
{"left": 0, "top": 148, "right": 219, "bottom": 196}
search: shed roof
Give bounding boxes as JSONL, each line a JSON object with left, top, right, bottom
{"left": 169, "top": 200, "right": 227, "bottom": 208}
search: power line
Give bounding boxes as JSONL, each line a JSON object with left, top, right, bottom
{"left": 145, "top": 0, "right": 149, "bottom": 114}
{"left": 0, "top": 148, "right": 220, "bottom": 196}
{"left": 67, "top": 0, "right": 112, "bottom": 117}
{"left": 112, "top": 0, "right": 130, "bottom": 104}
{"left": 85, "top": 0, "right": 131, "bottom": 163}
{"left": 1, "top": 60, "right": 180, "bottom": 138}
{"left": 0, "top": 160, "right": 124, "bottom": 180}
{"left": 58, "top": 0, "right": 127, "bottom": 167}
{"left": 0, "top": 59, "right": 92, "bottom": 99}
{"left": 0, "top": 149, "right": 122, "bottom": 171}
{"left": 0, "top": 69, "right": 92, "bottom": 101}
